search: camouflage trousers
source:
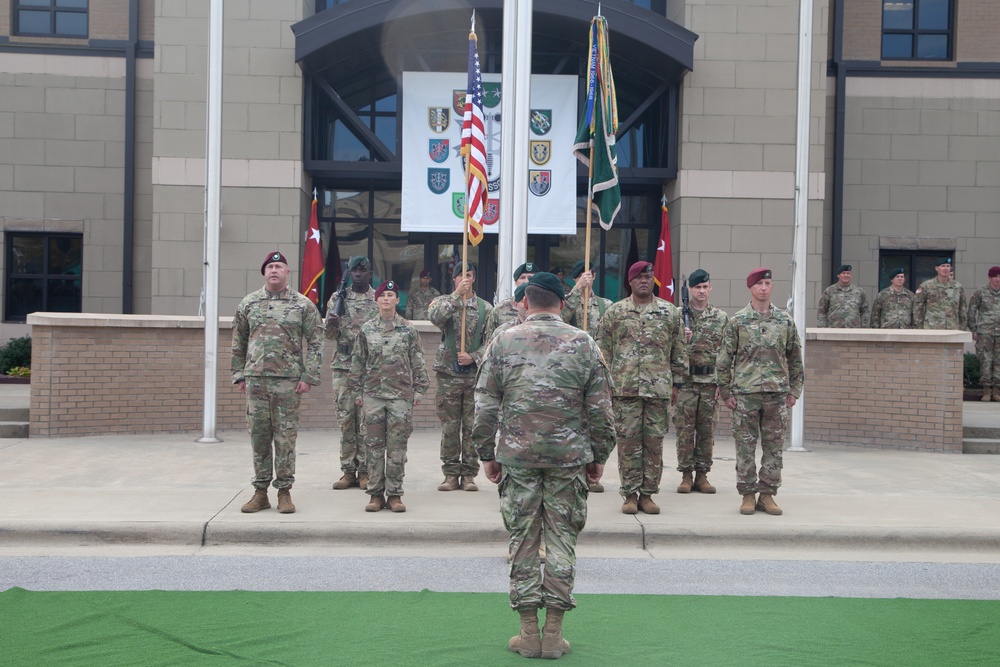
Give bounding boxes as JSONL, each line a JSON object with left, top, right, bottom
{"left": 245, "top": 377, "right": 301, "bottom": 490}
{"left": 672, "top": 383, "right": 718, "bottom": 473}
{"left": 613, "top": 396, "right": 669, "bottom": 497}
{"left": 435, "top": 372, "right": 479, "bottom": 478}
{"left": 499, "top": 465, "right": 588, "bottom": 612}
{"left": 360, "top": 396, "right": 413, "bottom": 497}
{"left": 331, "top": 369, "right": 364, "bottom": 475}
{"left": 731, "top": 392, "right": 787, "bottom": 496}
{"left": 977, "top": 333, "right": 1000, "bottom": 388}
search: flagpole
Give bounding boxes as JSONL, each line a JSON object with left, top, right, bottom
{"left": 582, "top": 147, "right": 595, "bottom": 332}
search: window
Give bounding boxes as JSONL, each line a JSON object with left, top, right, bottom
{"left": 881, "top": 0, "right": 952, "bottom": 60}
{"left": 14, "top": 0, "right": 88, "bottom": 38}
{"left": 5, "top": 233, "right": 82, "bottom": 322}
{"left": 878, "top": 249, "right": 950, "bottom": 292}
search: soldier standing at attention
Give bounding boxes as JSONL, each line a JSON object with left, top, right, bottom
{"left": 716, "top": 268, "right": 804, "bottom": 517}
{"left": 327, "top": 256, "right": 378, "bottom": 491}
{"left": 232, "top": 251, "right": 323, "bottom": 515}
{"left": 404, "top": 269, "right": 440, "bottom": 320}
{"left": 596, "top": 261, "right": 687, "bottom": 515}
{"left": 914, "top": 257, "right": 967, "bottom": 330}
{"left": 349, "top": 280, "right": 429, "bottom": 512}
{"left": 968, "top": 266, "right": 1000, "bottom": 402}
{"left": 428, "top": 262, "right": 493, "bottom": 492}
{"left": 484, "top": 262, "right": 539, "bottom": 340}
{"left": 869, "top": 268, "right": 915, "bottom": 329}
{"left": 488, "top": 282, "right": 529, "bottom": 343}
{"left": 473, "top": 272, "right": 615, "bottom": 660}
{"left": 817, "top": 264, "right": 868, "bottom": 327}
{"left": 561, "top": 260, "right": 612, "bottom": 336}
{"left": 672, "top": 269, "right": 728, "bottom": 495}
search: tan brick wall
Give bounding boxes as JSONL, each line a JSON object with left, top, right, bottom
{"left": 841, "top": 0, "right": 881, "bottom": 61}
{"left": 956, "top": 0, "right": 1000, "bottom": 61}
{"left": 2, "top": 0, "right": 146, "bottom": 44}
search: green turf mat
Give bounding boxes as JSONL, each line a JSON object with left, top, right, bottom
{"left": 2, "top": 588, "right": 998, "bottom": 666}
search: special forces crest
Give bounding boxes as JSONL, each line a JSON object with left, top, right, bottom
{"left": 530, "top": 110, "right": 552, "bottom": 136}
{"left": 530, "top": 140, "right": 550, "bottom": 166}
{"left": 429, "top": 139, "right": 449, "bottom": 163}
{"left": 528, "top": 170, "right": 551, "bottom": 196}
{"left": 428, "top": 168, "right": 450, "bottom": 195}
{"left": 428, "top": 107, "right": 450, "bottom": 134}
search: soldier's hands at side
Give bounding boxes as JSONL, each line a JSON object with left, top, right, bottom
{"left": 684, "top": 327, "right": 692, "bottom": 342}
{"left": 295, "top": 381, "right": 312, "bottom": 394}
{"left": 725, "top": 396, "right": 737, "bottom": 411}
{"left": 327, "top": 313, "right": 340, "bottom": 327}
{"left": 355, "top": 397, "right": 363, "bottom": 406}
{"left": 785, "top": 394, "right": 797, "bottom": 408}
{"left": 484, "top": 459, "right": 502, "bottom": 484}
{"left": 457, "top": 351, "right": 474, "bottom": 366}
{"left": 586, "top": 462, "right": 604, "bottom": 485}
{"left": 237, "top": 380, "right": 246, "bottom": 395}
{"left": 973, "top": 332, "right": 979, "bottom": 341}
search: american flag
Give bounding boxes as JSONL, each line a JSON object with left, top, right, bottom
{"left": 460, "top": 32, "right": 487, "bottom": 246}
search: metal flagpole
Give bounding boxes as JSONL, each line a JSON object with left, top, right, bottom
{"left": 788, "top": 0, "right": 814, "bottom": 453}
{"left": 197, "top": 0, "right": 223, "bottom": 444}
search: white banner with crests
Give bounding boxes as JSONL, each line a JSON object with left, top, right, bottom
{"left": 400, "top": 71, "right": 577, "bottom": 236}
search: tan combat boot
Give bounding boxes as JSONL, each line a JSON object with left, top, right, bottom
{"left": 993, "top": 387, "right": 1000, "bottom": 401}
{"left": 756, "top": 493, "right": 783, "bottom": 516}
{"left": 638, "top": 494, "right": 661, "bottom": 515}
{"left": 621, "top": 493, "right": 639, "bottom": 514}
{"left": 982, "top": 388, "right": 992, "bottom": 402}
{"left": 276, "top": 488, "right": 295, "bottom": 514}
{"left": 677, "top": 471, "right": 693, "bottom": 494}
{"left": 240, "top": 488, "right": 270, "bottom": 513}
{"left": 331, "top": 472, "right": 357, "bottom": 490}
{"left": 386, "top": 495, "right": 406, "bottom": 513}
{"left": 740, "top": 493, "right": 756, "bottom": 515}
{"left": 358, "top": 475, "right": 369, "bottom": 491}
{"left": 540, "top": 608, "right": 571, "bottom": 659}
{"left": 460, "top": 477, "right": 479, "bottom": 492}
{"left": 365, "top": 494, "right": 384, "bottom": 512}
{"left": 693, "top": 471, "right": 717, "bottom": 494}
{"left": 508, "top": 609, "right": 542, "bottom": 659}
{"left": 438, "top": 475, "right": 460, "bottom": 491}
{"left": 588, "top": 482, "right": 604, "bottom": 493}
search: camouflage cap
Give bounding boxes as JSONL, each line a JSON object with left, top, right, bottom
{"left": 527, "top": 272, "right": 565, "bottom": 300}
{"left": 935, "top": 257, "right": 952, "bottom": 267}
{"left": 627, "top": 261, "right": 653, "bottom": 282}
{"left": 347, "top": 256, "right": 370, "bottom": 271}
{"left": 688, "top": 269, "right": 710, "bottom": 287}
{"left": 513, "top": 282, "right": 528, "bottom": 303}
{"left": 513, "top": 262, "right": 539, "bottom": 280}
{"left": 746, "top": 267, "right": 772, "bottom": 287}
{"left": 260, "top": 251, "right": 288, "bottom": 275}
{"left": 837, "top": 264, "right": 852, "bottom": 273}
{"left": 453, "top": 262, "right": 477, "bottom": 277}
{"left": 374, "top": 280, "right": 398, "bottom": 300}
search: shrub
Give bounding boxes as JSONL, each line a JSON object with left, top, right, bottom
{"left": 964, "top": 352, "right": 981, "bottom": 389}
{"left": 0, "top": 336, "right": 31, "bottom": 375}
{"left": 7, "top": 366, "right": 30, "bottom": 377}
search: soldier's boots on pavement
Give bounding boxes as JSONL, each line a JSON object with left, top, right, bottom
{"left": 693, "top": 471, "right": 717, "bottom": 494}
{"left": 677, "top": 471, "right": 694, "bottom": 493}
{"left": 276, "top": 488, "right": 295, "bottom": 514}
{"left": 460, "top": 477, "right": 479, "bottom": 492}
{"left": 540, "top": 608, "right": 571, "bottom": 660}
{"left": 438, "top": 475, "right": 460, "bottom": 491}
{"left": 756, "top": 493, "right": 782, "bottom": 515}
{"left": 365, "top": 494, "right": 385, "bottom": 512}
{"left": 588, "top": 482, "right": 604, "bottom": 493}
{"left": 621, "top": 493, "right": 639, "bottom": 514}
{"left": 508, "top": 609, "right": 542, "bottom": 659}
{"left": 358, "top": 475, "right": 369, "bottom": 491}
{"left": 386, "top": 495, "right": 406, "bottom": 513}
{"left": 638, "top": 494, "right": 660, "bottom": 514}
{"left": 332, "top": 472, "right": 358, "bottom": 490}
{"left": 740, "top": 493, "right": 757, "bottom": 515}
{"left": 240, "top": 488, "right": 270, "bottom": 513}
{"left": 982, "top": 387, "right": 992, "bottom": 402}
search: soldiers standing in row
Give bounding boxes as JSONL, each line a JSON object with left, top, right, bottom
{"left": 914, "top": 257, "right": 967, "bottom": 330}
{"left": 404, "top": 269, "right": 440, "bottom": 320}
{"left": 818, "top": 264, "right": 868, "bottom": 327}
{"left": 870, "top": 268, "right": 915, "bottom": 329}
{"left": 969, "top": 266, "right": 1000, "bottom": 402}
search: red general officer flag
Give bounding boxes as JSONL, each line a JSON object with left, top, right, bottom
{"left": 653, "top": 197, "right": 674, "bottom": 300}
{"left": 300, "top": 195, "right": 324, "bottom": 305}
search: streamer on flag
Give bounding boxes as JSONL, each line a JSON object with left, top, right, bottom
{"left": 572, "top": 15, "right": 621, "bottom": 231}
{"left": 300, "top": 193, "right": 324, "bottom": 305}
{"left": 460, "top": 30, "right": 487, "bottom": 246}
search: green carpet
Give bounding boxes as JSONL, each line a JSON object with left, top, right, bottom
{"left": 2, "top": 588, "right": 998, "bottom": 666}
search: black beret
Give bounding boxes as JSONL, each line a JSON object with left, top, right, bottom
{"left": 261, "top": 251, "right": 288, "bottom": 275}
{"left": 527, "top": 272, "right": 565, "bottom": 300}
{"left": 347, "top": 256, "right": 370, "bottom": 270}
{"left": 837, "top": 264, "right": 852, "bottom": 273}
{"left": 513, "top": 262, "right": 539, "bottom": 280}
{"left": 889, "top": 267, "right": 905, "bottom": 279}
{"left": 453, "top": 262, "right": 477, "bottom": 277}
{"left": 688, "top": 269, "right": 710, "bottom": 287}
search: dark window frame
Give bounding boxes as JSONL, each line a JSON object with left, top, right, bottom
{"left": 13, "top": 0, "right": 89, "bottom": 39}
{"left": 4, "top": 231, "right": 83, "bottom": 323}
{"left": 881, "top": 0, "right": 954, "bottom": 61}
{"left": 878, "top": 249, "right": 952, "bottom": 292}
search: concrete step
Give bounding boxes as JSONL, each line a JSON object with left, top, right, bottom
{"left": 963, "top": 425, "right": 1000, "bottom": 440}
{"left": 962, "top": 438, "right": 1000, "bottom": 455}
{"left": 0, "top": 407, "right": 28, "bottom": 422}
{"left": 0, "top": 421, "right": 28, "bottom": 438}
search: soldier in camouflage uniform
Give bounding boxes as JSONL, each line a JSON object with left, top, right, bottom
{"left": 404, "top": 269, "right": 440, "bottom": 320}
{"left": 817, "top": 264, "right": 868, "bottom": 327}
{"left": 672, "top": 269, "right": 728, "bottom": 495}
{"left": 349, "top": 280, "right": 429, "bottom": 512}
{"left": 596, "top": 261, "right": 687, "bottom": 515}
{"left": 716, "top": 267, "right": 804, "bottom": 517}
{"left": 487, "top": 282, "right": 528, "bottom": 344}
{"left": 473, "top": 272, "right": 615, "bottom": 660}
{"left": 484, "top": 262, "right": 539, "bottom": 341}
{"left": 561, "top": 260, "right": 612, "bottom": 336}
{"left": 870, "top": 267, "right": 915, "bottom": 329}
{"left": 428, "top": 262, "right": 493, "bottom": 492}
{"left": 968, "top": 266, "right": 1000, "bottom": 402}
{"left": 326, "top": 256, "right": 378, "bottom": 491}
{"left": 914, "top": 257, "right": 967, "bottom": 330}
{"left": 232, "top": 251, "right": 323, "bottom": 515}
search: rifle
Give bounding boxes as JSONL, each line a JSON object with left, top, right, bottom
{"left": 681, "top": 274, "right": 691, "bottom": 330}
{"left": 331, "top": 272, "right": 350, "bottom": 318}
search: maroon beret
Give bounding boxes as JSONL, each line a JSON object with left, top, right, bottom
{"left": 419, "top": 269, "right": 432, "bottom": 278}
{"left": 261, "top": 251, "right": 288, "bottom": 275}
{"left": 746, "top": 267, "right": 772, "bottom": 288}
{"left": 374, "top": 280, "right": 398, "bottom": 300}
{"left": 628, "top": 261, "right": 653, "bottom": 282}
{"left": 989, "top": 266, "right": 1000, "bottom": 278}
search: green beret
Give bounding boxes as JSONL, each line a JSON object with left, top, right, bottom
{"left": 688, "top": 269, "right": 709, "bottom": 287}
{"left": 513, "top": 262, "right": 539, "bottom": 281}
{"left": 837, "top": 264, "right": 852, "bottom": 273}
{"left": 527, "top": 272, "right": 565, "bottom": 300}
{"left": 889, "top": 267, "right": 905, "bottom": 279}
{"left": 513, "top": 283, "right": 528, "bottom": 303}
{"left": 551, "top": 266, "right": 563, "bottom": 275}
{"left": 571, "top": 260, "right": 587, "bottom": 279}
{"left": 347, "top": 256, "right": 370, "bottom": 271}
{"left": 935, "top": 257, "right": 952, "bottom": 267}
{"left": 453, "top": 262, "right": 477, "bottom": 277}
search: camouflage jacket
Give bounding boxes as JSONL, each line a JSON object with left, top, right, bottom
{"left": 817, "top": 283, "right": 868, "bottom": 327}
{"left": 404, "top": 286, "right": 440, "bottom": 320}
{"left": 968, "top": 286, "right": 1000, "bottom": 336}
{"left": 913, "top": 278, "right": 967, "bottom": 330}
{"left": 484, "top": 296, "right": 519, "bottom": 342}
{"left": 715, "top": 302, "right": 804, "bottom": 401}
{"left": 324, "top": 288, "right": 378, "bottom": 371}
{"left": 348, "top": 313, "right": 429, "bottom": 401}
{"left": 869, "top": 287, "right": 915, "bottom": 329}
{"left": 561, "top": 284, "right": 612, "bottom": 335}
{"left": 231, "top": 287, "right": 323, "bottom": 385}
{"left": 472, "top": 313, "right": 616, "bottom": 468}
{"left": 428, "top": 292, "right": 493, "bottom": 376}
{"left": 595, "top": 296, "right": 687, "bottom": 398}
{"left": 683, "top": 303, "right": 729, "bottom": 385}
